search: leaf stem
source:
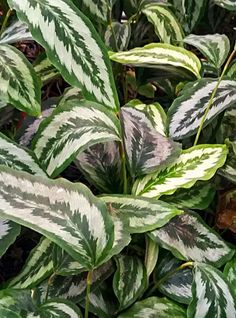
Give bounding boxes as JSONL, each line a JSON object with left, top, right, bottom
{"left": 194, "top": 49, "right": 236, "bottom": 146}
{"left": 84, "top": 271, "right": 92, "bottom": 318}
{"left": 0, "top": 8, "right": 12, "bottom": 37}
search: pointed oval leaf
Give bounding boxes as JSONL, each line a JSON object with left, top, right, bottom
{"left": 101, "top": 195, "right": 183, "bottom": 233}
{"left": 8, "top": 0, "right": 119, "bottom": 109}
{"left": 188, "top": 263, "right": 236, "bottom": 318}
{"left": 149, "top": 212, "right": 233, "bottom": 267}
{"left": 32, "top": 99, "right": 121, "bottom": 177}
{"left": 133, "top": 145, "right": 228, "bottom": 198}
{"left": 0, "top": 166, "right": 115, "bottom": 270}
{"left": 113, "top": 255, "right": 147, "bottom": 310}
{"left": 0, "top": 220, "right": 21, "bottom": 258}
{"left": 34, "top": 53, "right": 59, "bottom": 86}
{"left": 184, "top": 34, "right": 230, "bottom": 68}
{"left": 105, "top": 22, "right": 131, "bottom": 51}
{"left": 213, "top": 0, "right": 236, "bottom": 11}
{"left": 110, "top": 43, "right": 201, "bottom": 78}
{"left": 0, "top": 44, "right": 41, "bottom": 116}
{"left": 168, "top": 79, "right": 236, "bottom": 140}
{"left": 145, "top": 236, "right": 159, "bottom": 278}
{"left": 224, "top": 255, "right": 236, "bottom": 287}
{"left": 0, "top": 20, "right": 32, "bottom": 44}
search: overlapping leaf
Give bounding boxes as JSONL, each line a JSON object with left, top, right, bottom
{"left": 32, "top": 99, "right": 121, "bottom": 177}
{"left": 0, "top": 20, "right": 32, "bottom": 44}
{"left": 79, "top": 0, "right": 109, "bottom": 23}
{"left": 133, "top": 145, "right": 227, "bottom": 198}
{"left": 8, "top": 0, "right": 119, "bottom": 109}
{"left": 105, "top": 22, "right": 131, "bottom": 51}
{"left": 0, "top": 220, "right": 20, "bottom": 258}
{"left": 110, "top": 43, "right": 201, "bottom": 78}
{"left": 34, "top": 53, "right": 59, "bottom": 86}
{"left": 224, "top": 255, "right": 236, "bottom": 287}
{"left": 213, "top": 0, "right": 236, "bottom": 11}
{"left": 145, "top": 236, "right": 159, "bottom": 278}
{"left": 149, "top": 212, "right": 233, "bottom": 267}
{"left": 0, "top": 44, "right": 41, "bottom": 116}
{"left": 188, "top": 263, "right": 236, "bottom": 318}
{"left": 226, "top": 60, "right": 236, "bottom": 79}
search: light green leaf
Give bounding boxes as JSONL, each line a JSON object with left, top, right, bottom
{"left": 133, "top": 145, "right": 228, "bottom": 198}
{"left": 188, "top": 263, "right": 236, "bottom": 318}
{"left": 0, "top": 44, "right": 41, "bottom": 116}
{"left": 224, "top": 255, "right": 236, "bottom": 287}
{"left": 105, "top": 22, "right": 131, "bottom": 51}
{"left": 213, "top": 0, "right": 236, "bottom": 11}
{"left": 110, "top": 43, "right": 201, "bottom": 78}
{"left": 34, "top": 53, "right": 59, "bottom": 86}
{"left": 0, "top": 20, "right": 32, "bottom": 44}
{"left": 142, "top": 4, "right": 184, "bottom": 45}
{"left": 118, "top": 297, "right": 186, "bottom": 318}
{"left": 113, "top": 255, "right": 147, "bottom": 310}
{"left": 8, "top": 0, "right": 119, "bottom": 109}
{"left": 168, "top": 79, "right": 236, "bottom": 140}
{"left": 0, "top": 220, "right": 20, "bottom": 258}
{"left": 101, "top": 195, "right": 183, "bottom": 233}
{"left": 145, "top": 236, "right": 159, "bottom": 278}
{"left": 0, "top": 166, "right": 115, "bottom": 270}
{"left": 184, "top": 34, "right": 230, "bottom": 68}
{"left": 32, "top": 99, "right": 121, "bottom": 177}
{"left": 149, "top": 212, "right": 233, "bottom": 267}
{"left": 226, "top": 60, "right": 236, "bottom": 79}
{"left": 0, "top": 308, "right": 22, "bottom": 318}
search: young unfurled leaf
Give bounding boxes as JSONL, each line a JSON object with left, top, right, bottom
{"left": 149, "top": 212, "right": 233, "bottom": 267}
{"left": 32, "top": 99, "right": 121, "bottom": 177}
{"left": 0, "top": 44, "right": 41, "bottom": 116}
{"left": 110, "top": 43, "right": 201, "bottom": 78}
{"left": 113, "top": 255, "right": 147, "bottom": 310}
{"left": 0, "top": 220, "right": 20, "bottom": 258}
{"left": 133, "top": 145, "right": 228, "bottom": 198}
{"left": 168, "top": 79, "right": 236, "bottom": 140}
{"left": 8, "top": 0, "right": 119, "bottom": 109}
{"left": 213, "top": 0, "right": 236, "bottom": 11}
{"left": 0, "top": 20, "right": 32, "bottom": 44}
{"left": 105, "top": 22, "right": 131, "bottom": 51}
{"left": 184, "top": 34, "right": 230, "bottom": 68}
{"left": 188, "top": 263, "right": 236, "bottom": 318}
{"left": 142, "top": 4, "right": 184, "bottom": 45}
{"left": 121, "top": 107, "right": 181, "bottom": 177}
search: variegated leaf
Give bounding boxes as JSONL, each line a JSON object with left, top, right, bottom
{"left": 213, "top": 0, "right": 236, "bottom": 11}
{"left": 133, "top": 145, "right": 228, "bottom": 198}
{"left": 0, "top": 100, "right": 7, "bottom": 110}
{"left": 105, "top": 22, "right": 131, "bottom": 51}
{"left": 121, "top": 107, "right": 181, "bottom": 177}
{"left": 168, "top": 79, "right": 236, "bottom": 140}
{"left": 0, "top": 132, "right": 46, "bottom": 176}
{"left": 79, "top": 0, "right": 109, "bottom": 23}
{"left": 0, "top": 219, "right": 20, "bottom": 258}
{"left": 58, "top": 87, "right": 83, "bottom": 106}
{"left": 142, "top": 4, "right": 184, "bottom": 45}
{"left": 0, "top": 289, "right": 33, "bottom": 312}
{"left": 109, "top": 216, "right": 131, "bottom": 258}
{"left": 118, "top": 297, "right": 186, "bottom": 318}
{"left": 149, "top": 212, "right": 233, "bottom": 267}
{"left": 0, "top": 166, "right": 115, "bottom": 270}
{"left": 8, "top": 0, "right": 119, "bottom": 109}
{"left": 145, "top": 236, "right": 159, "bottom": 278}
{"left": 6, "top": 238, "right": 54, "bottom": 289}
{"left": 188, "top": 263, "right": 236, "bottom": 318}
{"left": 34, "top": 53, "right": 59, "bottom": 86}
{"left": 184, "top": 34, "right": 230, "bottom": 68}
{"left": 113, "top": 255, "right": 147, "bottom": 310}
{"left": 0, "top": 20, "right": 32, "bottom": 44}
{"left": 0, "top": 44, "right": 41, "bottom": 116}
{"left": 224, "top": 255, "right": 236, "bottom": 287}
{"left": 219, "top": 153, "right": 236, "bottom": 184}
{"left": 101, "top": 195, "right": 183, "bottom": 233}
{"left": 32, "top": 99, "right": 121, "bottom": 177}
{"left": 110, "top": 43, "right": 201, "bottom": 78}
{"left": 0, "top": 308, "right": 21, "bottom": 318}
{"left": 226, "top": 60, "right": 236, "bottom": 79}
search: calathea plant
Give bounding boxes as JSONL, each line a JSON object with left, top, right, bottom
{"left": 0, "top": 0, "right": 235, "bottom": 317}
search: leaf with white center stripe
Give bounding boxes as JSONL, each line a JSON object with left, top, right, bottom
{"left": 224, "top": 255, "right": 236, "bottom": 287}
{"left": 34, "top": 53, "right": 59, "bottom": 86}
{"left": 168, "top": 79, "right": 236, "bottom": 140}
{"left": 133, "top": 144, "right": 228, "bottom": 198}
{"left": 79, "top": 0, "right": 109, "bottom": 24}
{"left": 149, "top": 211, "right": 233, "bottom": 267}
{"left": 105, "top": 22, "right": 131, "bottom": 51}
{"left": 58, "top": 87, "right": 83, "bottom": 105}
{"left": 113, "top": 255, "right": 147, "bottom": 310}
{"left": 0, "top": 166, "right": 115, "bottom": 270}
{"left": 213, "top": 0, "right": 236, "bottom": 11}
{"left": 8, "top": 0, "right": 119, "bottom": 109}
{"left": 101, "top": 195, "right": 183, "bottom": 233}
{"left": 110, "top": 43, "right": 201, "bottom": 78}
{"left": 0, "top": 220, "right": 20, "bottom": 258}
{"left": 6, "top": 238, "right": 53, "bottom": 289}
{"left": 142, "top": 4, "right": 184, "bottom": 45}
{"left": 32, "top": 99, "right": 121, "bottom": 177}
{"left": 0, "top": 132, "right": 46, "bottom": 176}
{"left": 188, "top": 263, "right": 236, "bottom": 318}
{"left": 0, "top": 44, "right": 41, "bottom": 116}
{"left": 118, "top": 297, "right": 186, "bottom": 318}
{"left": 184, "top": 34, "right": 230, "bottom": 68}
{"left": 0, "top": 20, "right": 32, "bottom": 44}
{"left": 219, "top": 153, "right": 236, "bottom": 184}
{"left": 121, "top": 107, "right": 181, "bottom": 177}
{"left": 109, "top": 216, "right": 131, "bottom": 258}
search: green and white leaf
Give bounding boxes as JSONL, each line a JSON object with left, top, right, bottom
{"left": 226, "top": 60, "right": 236, "bottom": 79}
{"left": 133, "top": 144, "right": 227, "bottom": 198}
{"left": 188, "top": 263, "right": 236, "bottom": 318}
{"left": 184, "top": 34, "right": 230, "bottom": 68}
{"left": 101, "top": 195, "right": 183, "bottom": 233}
{"left": 118, "top": 297, "right": 186, "bottom": 318}
{"left": 8, "top": 0, "right": 119, "bottom": 109}
{"left": 142, "top": 4, "right": 184, "bottom": 45}
{"left": 34, "top": 53, "right": 59, "bottom": 86}
{"left": 110, "top": 43, "right": 201, "bottom": 78}
{"left": 0, "top": 308, "right": 21, "bottom": 318}
{"left": 0, "top": 20, "right": 32, "bottom": 44}
{"left": 105, "top": 22, "right": 131, "bottom": 51}
{"left": 121, "top": 107, "right": 181, "bottom": 177}
{"left": 213, "top": 0, "right": 236, "bottom": 11}
{"left": 224, "top": 255, "right": 236, "bottom": 287}
{"left": 145, "top": 236, "right": 159, "bottom": 278}
{"left": 79, "top": 0, "right": 109, "bottom": 23}
{"left": 0, "top": 44, "right": 41, "bottom": 116}
{"left": 7, "top": 238, "right": 54, "bottom": 289}
{"left": 33, "top": 99, "right": 121, "bottom": 177}
{"left": 0, "top": 166, "right": 115, "bottom": 270}
{"left": 168, "top": 79, "right": 236, "bottom": 139}
{"left": 58, "top": 87, "right": 83, "bottom": 106}
{"left": 149, "top": 212, "right": 233, "bottom": 267}
{"left": 0, "top": 220, "right": 21, "bottom": 258}
{"left": 113, "top": 255, "right": 147, "bottom": 310}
